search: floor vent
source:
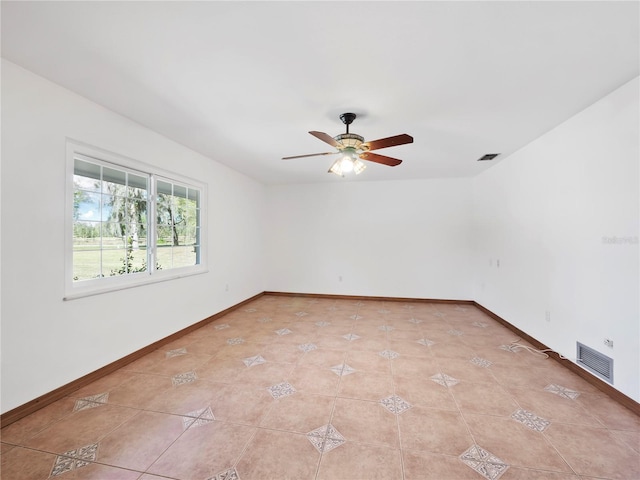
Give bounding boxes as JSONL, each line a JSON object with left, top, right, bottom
{"left": 577, "top": 342, "right": 613, "bottom": 384}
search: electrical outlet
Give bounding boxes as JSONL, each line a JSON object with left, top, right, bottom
{"left": 338, "top": 276, "right": 343, "bottom": 282}
{"left": 496, "top": 259, "right": 500, "bottom": 268}
{"left": 225, "top": 283, "right": 229, "bottom": 292}
{"left": 545, "top": 311, "right": 551, "bottom": 322}
{"left": 604, "top": 338, "right": 614, "bottom": 348}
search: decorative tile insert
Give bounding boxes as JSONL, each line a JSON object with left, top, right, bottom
{"left": 511, "top": 409, "right": 550, "bottom": 432}
{"left": 448, "top": 329, "right": 463, "bottom": 336}
{"left": 243, "top": 355, "right": 267, "bottom": 367}
{"left": 417, "top": 338, "right": 435, "bottom": 347}
{"left": 378, "top": 309, "right": 391, "bottom": 314}
{"left": 403, "top": 304, "right": 415, "bottom": 310}
{"left": 430, "top": 373, "right": 460, "bottom": 387}
{"left": 245, "top": 308, "right": 257, "bottom": 313}
{"left": 50, "top": 443, "right": 98, "bottom": 477}
{"left": 499, "top": 344, "right": 520, "bottom": 353}
{"left": 298, "top": 343, "right": 318, "bottom": 352}
{"left": 544, "top": 384, "right": 580, "bottom": 400}
{"left": 454, "top": 306, "right": 468, "bottom": 312}
{"left": 295, "top": 311, "right": 309, "bottom": 317}
{"left": 214, "top": 324, "right": 230, "bottom": 330}
{"left": 378, "top": 325, "right": 394, "bottom": 332}
{"left": 432, "top": 312, "right": 446, "bottom": 318}
{"left": 73, "top": 393, "right": 109, "bottom": 412}
{"left": 379, "top": 395, "right": 413, "bottom": 415}
{"left": 378, "top": 350, "right": 400, "bottom": 360}
{"left": 274, "top": 328, "right": 292, "bottom": 336}
{"left": 409, "top": 318, "right": 423, "bottom": 324}
{"left": 172, "top": 371, "right": 197, "bottom": 386}
{"left": 307, "top": 424, "right": 346, "bottom": 453}
{"left": 470, "top": 357, "right": 493, "bottom": 368}
{"left": 207, "top": 467, "right": 240, "bottom": 480}
{"left": 315, "top": 321, "right": 331, "bottom": 327}
{"left": 182, "top": 406, "right": 214, "bottom": 430}
{"left": 258, "top": 317, "right": 272, "bottom": 323}
{"left": 267, "top": 382, "right": 297, "bottom": 399}
{"left": 227, "top": 337, "right": 245, "bottom": 345}
{"left": 350, "top": 314, "right": 363, "bottom": 320}
{"left": 342, "top": 333, "right": 361, "bottom": 341}
{"left": 472, "top": 321, "right": 489, "bottom": 328}
{"left": 459, "top": 445, "right": 509, "bottom": 480}
{"left": 166, "top": 347, "right": 187, "bottom": 358}
{"left": 330, "top": 363, "right": 356, "bottom": 376}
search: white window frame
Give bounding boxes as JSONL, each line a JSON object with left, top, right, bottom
{"left": 65, "top": 140, "right": 207, "bottom": 300}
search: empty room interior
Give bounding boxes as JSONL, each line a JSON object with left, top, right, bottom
{"left": 1, "top": 2, "right": 639, "bottom": 480}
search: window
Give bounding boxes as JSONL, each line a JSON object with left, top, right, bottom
{"left": 66, "top": 142, "right": 206, "bottom": 298}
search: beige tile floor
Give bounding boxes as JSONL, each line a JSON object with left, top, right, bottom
{"left": 2, "top": 295, "right": 639, "bottom": 480}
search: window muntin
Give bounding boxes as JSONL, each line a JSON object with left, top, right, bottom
{"left": 68, "top": 147, "right": 205, "bottom": 297}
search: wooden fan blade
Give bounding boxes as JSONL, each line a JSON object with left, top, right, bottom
{"left": 362, "top": 134, "right": 413, "bottom": 151}
{"left": 282, "top": 152, "right": 338, "bottom": 160}
{"left": 359, "top": 151, "right": 403, "bottom": 167}
{"left": 309, "top": 131, "right": 342, "bottom": 148}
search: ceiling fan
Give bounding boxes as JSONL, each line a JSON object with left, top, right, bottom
{"left": 283, "top": 113, "right": 413, "bottom": 176}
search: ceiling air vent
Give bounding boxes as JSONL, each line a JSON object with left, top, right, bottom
{"left": 477, "top": 153, "right": 500, "bottom": 161}
{"left": 577, "top": 342, "right": 613, "bottom": 384}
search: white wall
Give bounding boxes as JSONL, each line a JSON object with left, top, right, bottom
{"left": 0, "top": 61, "right": 266, "bottom": 413}
{"left": 472, "top": 77, "right": 639, "bottom": 401}
{"left": 265, "top": 179, "right": 473, "bottom": 300}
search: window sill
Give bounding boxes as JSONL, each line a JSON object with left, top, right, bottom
{"left": 63, "top": 267, "right": 209, "bottom": 301}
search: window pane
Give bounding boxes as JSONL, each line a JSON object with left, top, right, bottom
{"left": 174, "top": 184, "right": 187, "bottom": 199}
{"left": 74, "top": 159, "right": 101, "bottom": 189}
{"left": 102, "top": 224, "right": 126, "bottom": 249}
{"left": 73, "top": 221, "right": 101, "bottom": 248}
{"left": 73, "top": 249, "right": 101, "bottom": 281}
{"left": 127, "top": 173, "right": 147, "bottom": 198}
{"left": 172, "top": 246, "right": 196, "bottom": 268}
{"left": 74, "top": 191, "right": 101, "bottom": 222}
{"left": 156, "top": 245, "right": 173, "bottom": 269}
{"left": 157, "top": 226, "right": 173, "bottom": 246}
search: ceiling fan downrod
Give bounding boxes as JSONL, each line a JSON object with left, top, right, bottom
{"left": 339, "top": 112, "right": 357, "bottom": 134}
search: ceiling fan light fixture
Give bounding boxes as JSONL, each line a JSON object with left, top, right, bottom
{"left": 340, "top": 156, "right": 354, "bottom": 173}
{"left": 353, "top": 159, "right": 367, "bottom": 175}
{"left": 328, "top": 158, "right": 344, "bottom": 176}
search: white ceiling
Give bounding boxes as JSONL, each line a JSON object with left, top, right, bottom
{"left": 2, "top": 1, "right": 638, "bottom": 185}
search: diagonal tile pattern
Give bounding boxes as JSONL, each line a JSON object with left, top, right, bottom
{"left": 459, "top": 444, "right": 509, "bottom": 480}
{"left": 544, "top": 383, "right": 580, "bottom": 400}
{"left": 470, "top": 356, "right": 493, "bottom": 368}
{"left": 431, "top": 373, "right": 460, "bottom": 387}
{"left": 208, "top": 467, "right": 240, "bottom": 480}
{"left": 267, "top": 382, "right": 297, "bottom": 399}
{"left": 379, "top": 395, "right": 413, "bottom": 415}
{"left": 73, "top": 393, "right": 109, "bottom": 412}
{"left": 165, "top": 347, "right": 188, "bottom": 358}
{"left": 342, "top": 333, "right": 361, "bottom": 341}
{"left": 511, "top": 409, "right": 550, "bottom": 432}
{"left": 330, "top": 363, "right": 356, "bottom": 376}
{"left": 50, "top": 443, "right": 99, "bottom": 477}
{"left": 378, "top": 349, "right": 400, "bottom": 359}
{"left": 298, "top": 343, "right": 317, "bottom": 352}
{"left": 172, "top": 371, "right": 198, "bottom": 386}
{"left": 2, "top": 295, "right": 637, "bottom": 480}
{"left": 307, "top": 424, "right": 346, "bottom": 453}
{"left": 243, "top": 355, "right": 267, "bottom": 367}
